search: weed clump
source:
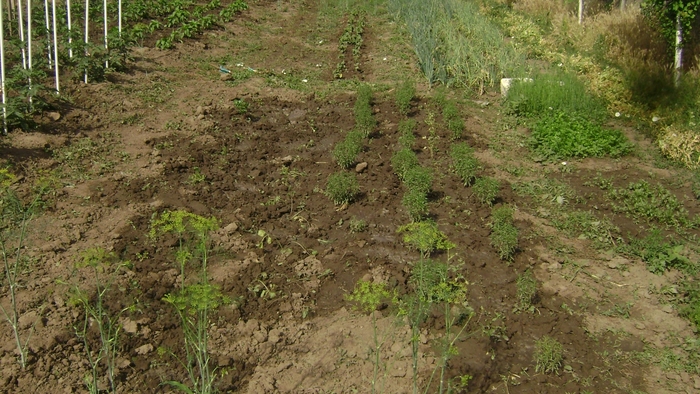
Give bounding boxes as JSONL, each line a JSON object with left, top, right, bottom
{"left": 609, "top": 180, "right": 697, "bottom": 228}
{"left": 392, "top": 148, "right": 420, "bottom": 181}
{"left": 396, "top": 79, "right": 416, "bottom": 116}
{"left": 622, "top": 230, "right": 691, "bottom": 274}
{"left": 473, "top": 177, "right": 500, "bottom": 206}
{"left": 490, "top": 205, "right": 518, "bottom": 261}
{"left": 326, "top": 171, "right": 360, "bottom": 205}
{"left": 451, "top": 142, "right": 480, "bottom": 186}
{"left": 530, "top": 111, "right": 631, "bottom": 161}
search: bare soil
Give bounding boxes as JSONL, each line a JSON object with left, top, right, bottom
{"left": 1, "top": 1, "right": 699, "bottom": 393}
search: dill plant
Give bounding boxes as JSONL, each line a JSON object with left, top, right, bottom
{"left": 391, "top": 148, "right": 419, "bottom": 181}
{"left": 490, "top": 205, "right": 518, "bottom": 261}
{"left": 149, "top": 210, "right": 225, "bottom": 394}
{"left": 333, "top": 132, "right": 363, "bottom": 169}
{"left": 398, "top": 119, "right": 417, "bottom": 149}
{"left": 472, "top": 177, "right": 500, "bottom": 206}
{"left": 450, "top": 142, "right": 480, "bottom": 186}
{"left": 396, "top": 79, "right": 416, "bottom": 116}
{"left": 71, "top": 248, "right": 133, "bottom": 394}
{"left": 0, "top": 170, "right": 46, "bottom": 369}
{"left": 397, "top": 221, "right": 455, "bottom": 258}
{"left": 326, "top": 171, "right": 360, "bottom": 205}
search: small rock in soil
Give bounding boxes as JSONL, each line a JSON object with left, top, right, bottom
{"left": 355, "top": 162, "right": 368, "bottom": 173}
{"left": 135, "top": 344, "right": 153, "bottom": 355}
{"left": 46, "top": 111, "right": 61, "bottom": 121}
{"left": 220, "top": 73, "right": 232, "bottom": 81}
{"left": 662, "top": 304, "right": 674, "bottom": 313}
{"left": 694, "top": 376, "right": 700, "bottom": 389}
{"left": 287, "top": 109, "right": 306, "bottom": 124}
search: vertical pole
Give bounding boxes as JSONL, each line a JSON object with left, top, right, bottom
{"left": 118, "top": 0, "right": 121, "bottom": 37}
{"left": 102, "top": 0, "right": 107, "bottom": 69}
{"left": 578, "top": 0, "right": 583, "bottom": 24}
{"left": 67, "top": 0, "right": 72, "bottom": 58}
{"left": 674, "top": 13, "right": 683, "bottom": 87}
{"left": 84, "top": 0, "right": 88, "bottom": 83}
{"left": 27, "top": 0, "right": 32, "bottom": 107}
{"left": 18, "top": 0, "right": 27, "bottom": 69}
{"left": 0, "top": 0, "right": 8, "bottom": 135}
{"left": 44, "top": 0, "right": 51, "bottom": 67}
{"left": 620, "top": 0, "right": 626, "bottom": 11}
{"left": 51, "top": 0, "right": 58, "bottom": 93}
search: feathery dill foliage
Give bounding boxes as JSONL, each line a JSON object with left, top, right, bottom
{"left": 392, "top": 148, "right": 420, "bottom": 180}
{"left": 333, "top": 130, "right": 364, "bottom": 169}
{"left": 396, "top": 79, "right": 416, "bottom": 116}
{"left": 490, "top": 205, "right": 518, "bottom": 261}
{"left": 473, "top": 176, "right": 500, "bottom": 206}
{"left": 398, "top": 119, "right": 417, "bottom": 149}
{"left": 450, "top": 142, "right": 480, "bottom": 186}
{"left": 326, "top": 171, "right": 360, "bottom": 205}
{"left": 354, "top": 84, "right": 376, "bottom": 137}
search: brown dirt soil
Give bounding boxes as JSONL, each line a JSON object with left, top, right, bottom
{"left": 1, "top": 1, "right": 699, "bottom": 393}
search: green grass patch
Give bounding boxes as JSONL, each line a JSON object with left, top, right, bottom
{"left": 530, "top": 111, "right": 632, "bottom": 161}
{"left": 505, "top": 71, "right": 606, "bottom": 120}
{"left": 515, "top": 269, "right": 537, "bottom": 313}
{"left": 534, "top": 336, "right": 564, "bottom": 374}
{"left": 551, "top": 210, "right": 620, "bottom": 249}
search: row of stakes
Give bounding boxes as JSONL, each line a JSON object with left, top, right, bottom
{"left": 0, "top": 0, "right": 122, "bottom": 134}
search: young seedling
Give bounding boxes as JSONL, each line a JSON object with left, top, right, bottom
{"left": 402, "top": 189, "right": 429, "bottom": 222}
{"left": 403, "top": 166, "right": 433, "bottom": 195}
{"left": 333, "top": 131, "right": 363, "bottom": 169}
